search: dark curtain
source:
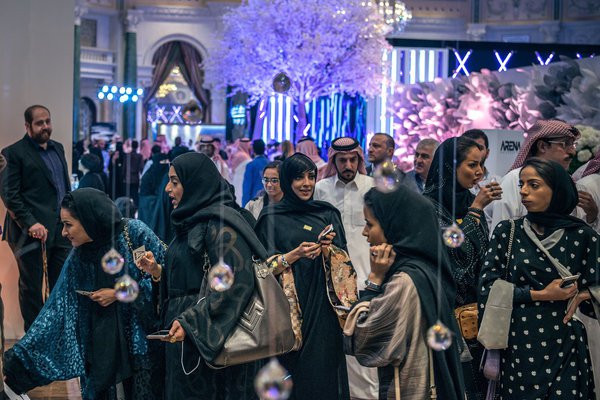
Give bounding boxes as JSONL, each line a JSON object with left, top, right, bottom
{"left": 144, "top": 41, "right": 212, "bottom": 127}
{"left": 179, "top": 42, "right": 211, "bottom": 123}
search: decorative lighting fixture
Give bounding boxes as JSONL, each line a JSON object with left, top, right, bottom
{"left": 98, "top": 85, "right": 144, "bottom": 103}
{"left": 376, "top": 0, "right": 412, "bottom": 33}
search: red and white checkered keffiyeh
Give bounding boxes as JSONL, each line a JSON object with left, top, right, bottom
{"left": 321, "top": 137, "right": 367, "bottom": 179}
{"left": 510, "top": 120, "right": 581, "bottom": 170}
{"left": 582, "top": 151, "right": 600, "bottom": 178}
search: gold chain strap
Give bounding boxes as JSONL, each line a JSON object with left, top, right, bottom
{"left": 41, "top": 241, "right": 49, "bottom": 302}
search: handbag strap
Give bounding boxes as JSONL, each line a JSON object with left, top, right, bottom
{"left": 428, "top": 348, "right": 437, "bottom": 399}
{"left": 504, "top": 219, "right": 516, "bottom": 281}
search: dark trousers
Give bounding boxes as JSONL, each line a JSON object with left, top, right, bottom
{"left": 9, "top": 238, "right": 70, "bottom": 332}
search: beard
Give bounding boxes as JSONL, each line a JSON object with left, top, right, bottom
{"left": 31, "top": 129, "right": 51, "bottom": 144}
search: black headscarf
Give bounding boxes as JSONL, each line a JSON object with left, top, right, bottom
{"left": 264, "top": 153, "right": 340, "bottom": 215}
{"left": 62, "top": 188, "right": 131, "bottom": 394}
{"left": 170, "top": 152, "right": 266, "bottom": 257}
{"left": 170, "top": 152, "right": 234, "bottom": 230}
{"left": 256, "top": 153, "right": 346, "bottom": 251}
{"left": 364, "top": 186, "right": 464, "bottom": 400}
{"left": 522, "top": 158, "right": 586, "bottom": 230}
{"left": 67, "top": 188, "right": 125, "bottom": 252}
{"left": 424, "top": 137, "right": 477, "bottom": 219}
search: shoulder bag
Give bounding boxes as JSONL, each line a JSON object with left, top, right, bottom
{"left": 201, "top": 252, "right": 296, "bottom": 369}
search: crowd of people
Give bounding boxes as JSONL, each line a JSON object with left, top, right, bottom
{"left": 0, "top": 105, "right": 599, "bottom": 400}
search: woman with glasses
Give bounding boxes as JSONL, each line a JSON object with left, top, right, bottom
{"left": 245, "top": 161, "right": 283, "bottom": 219}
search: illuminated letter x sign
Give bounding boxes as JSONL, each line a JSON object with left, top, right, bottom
{"left": 452, "top": 49, "right": 472, "bottom": 78}
{"left": 535, "top": 51, "right": 554, "bottom": 65}
{"left": 494, "top": 51, "right": 513, "bottom": 72}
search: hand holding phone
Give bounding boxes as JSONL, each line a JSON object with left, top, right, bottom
{"left": 560, "top": 274, "right": 581, "bottom": 289}
{"left": 146, "top": 330, "right": 172, "bottom": 340}
{"left": 317, "top": 224, "right": 334, "bottom": 243}
{"left": 75, "top": 290, "right": 93, "bottom": 297}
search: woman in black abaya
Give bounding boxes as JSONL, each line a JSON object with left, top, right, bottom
{"left": 423, "top": 137, "right": 502, "bottom": 400}
{"left": 254, "top": 153, "right": 355, "bottom": 400}
{"left": 144, "top": 152, "right": 265, "bottom": 400}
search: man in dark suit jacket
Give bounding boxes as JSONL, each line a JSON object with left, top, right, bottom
{"left": 1, "top": 105, "right": 71, "bottom": 331}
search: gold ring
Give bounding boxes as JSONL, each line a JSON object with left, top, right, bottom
{"left": 169, "top": 336, "right": 177, "bottom": 343}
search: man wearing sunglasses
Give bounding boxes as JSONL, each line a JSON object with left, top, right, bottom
{"left": 486, "top": 119, "right": 598, "bottom": 232}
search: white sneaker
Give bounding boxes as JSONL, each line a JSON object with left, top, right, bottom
{"left": 2, "top": 383, "right": 31, "bottom": 400}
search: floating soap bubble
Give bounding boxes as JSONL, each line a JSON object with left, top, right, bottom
{"left": 255, "top": 358, "right": 293, "bottom": 400}
{"left": 373, "top": 161, "right": 401, "bottom": 193}
{"left": 426, "top": 320, "right": 453, "bottom": 351}
{"left": 114, "top": 274, "right": 139, "bottom": 303}
{"left": 443, "top": 223, "right": 465, "bottom": 248}
{"left": 272, "top": 72, "right": 291, "bottom": 94}
{"left": 101, "top": 248, "right": 124, "bottom": 275}
{"left": 208, "top": 259, "right": 234, "bottom": 292}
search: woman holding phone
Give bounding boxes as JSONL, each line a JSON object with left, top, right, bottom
{"left": 139, "top": 152, "right": 266, "bottom": 400}
{"left": 3, "top": 188, "right": 165, "bottom": 400}
{"left": 478, "top": 158, "right": 600, "bottom": 399}
{"left": 254, "top": 153, "right": 357, "bottom": 400}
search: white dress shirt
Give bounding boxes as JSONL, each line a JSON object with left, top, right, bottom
{"left": 314, "top": 172, "right": 378, "bottom": 400}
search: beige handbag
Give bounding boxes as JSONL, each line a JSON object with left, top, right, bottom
{"left": 477, "top": 219, "right": 515, "bottom": 350}
{"left": 203, "top": 254, "right": 296, "bottom": 369}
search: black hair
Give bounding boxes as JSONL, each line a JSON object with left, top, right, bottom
{"left": 253, "top": 139, "right": 266, "bottom": 156}
{"left": 60, "top": 192, "right": 79, "bottom": 220}
{"left": 24, "top": 105, "right": 50, "bottom": 124}
{"left": 520, "top": 157, "right": 555, "bottom": 188}
{"left": 131, "top": 140, "right": 139, "bottom": 151}
{"left": 79, "top": 153, "right": 103, "bottom": 173}
{"left": 363, "top": 189, "right": 375, "bottom": 212}
{"left": 283, "top": 153, "right": 317, "bottom": 181}
{"left": 175, "top": 136, "right": 182, "bottom": 146}
{"left": 263, "top": 160, "right": 282, "bottom": 175}
{"left": 456, "top": 137, "right": 484, "bottom": 166}
{"left": 373, "top": 133, "right": 396, "bottom": 150}
{"left": 114, "top": 196, "right": 137, "bottom": 218}
{"left": 462, "top": 129, "right": 489, "bottom": 149}
{"left": 151, "top": 144, "right": 162, "bottom": 154}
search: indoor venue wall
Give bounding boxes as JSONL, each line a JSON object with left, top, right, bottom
{"left": 0, "top": 0, "right": 75, "bottom": 339}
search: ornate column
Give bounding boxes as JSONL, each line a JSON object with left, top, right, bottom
{"left": 73, "top": 5, "right": 87, "bottom": 142}
{"left": 467, "top": 23, "right": 487, "bottom": 41}
{"left": 122, "top": 10, "right": 143, "bottom": 139}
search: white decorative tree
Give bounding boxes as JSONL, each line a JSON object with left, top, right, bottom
{"left": 208, "top": 0, "right": 390, "bottom": 141}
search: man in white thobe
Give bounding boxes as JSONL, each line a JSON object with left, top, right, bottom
{"left": 314, "top": 137, "right": 378, "bottom": 400}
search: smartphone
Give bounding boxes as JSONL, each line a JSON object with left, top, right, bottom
{"left": 75, "top": 290, "right": 93, "bottom": 297}
{"left": 317, "top": 224, "right": 334, "bottom": 243}
{"left": 146, "top": 330, "right": 171, "bottom": 340}
{"left": 333, "top": 305, "right": 350, "bottom": 312}
{"left": 560, "top": 274, "right": 581, "bottom": 288}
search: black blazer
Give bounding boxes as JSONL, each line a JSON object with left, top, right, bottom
{"left": 1, "top": 134, "right": 70, "bottom": 247}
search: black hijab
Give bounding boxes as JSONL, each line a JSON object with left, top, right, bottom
{"left": 424, "top": 137, "right": 478, "bottom": 219}
{"left": 66, "top": 188, "right": 125, "bottom": 253}
{"left": 255, "top": 152, "right": 346, "bottom": 257}
{"left": 522, "top": 158, "right": 586, "bottom": 230}
{"left": 63, "top": 188, "right": 131, "bottom": 394}
{"left": 170, "top": 152, "right": 266, "bottom": 257}
{"left": 170, "top": 152, "right": 234, "bottom": 231}
{"left": 364, "top": 186, "right": 465, "bottom": 400}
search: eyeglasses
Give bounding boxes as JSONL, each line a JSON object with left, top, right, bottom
{"left": 262, "top": 178, "right": 280, "bottom": 185}
{"left": 546, "top": 139, "right": 577, "bottom": 149}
